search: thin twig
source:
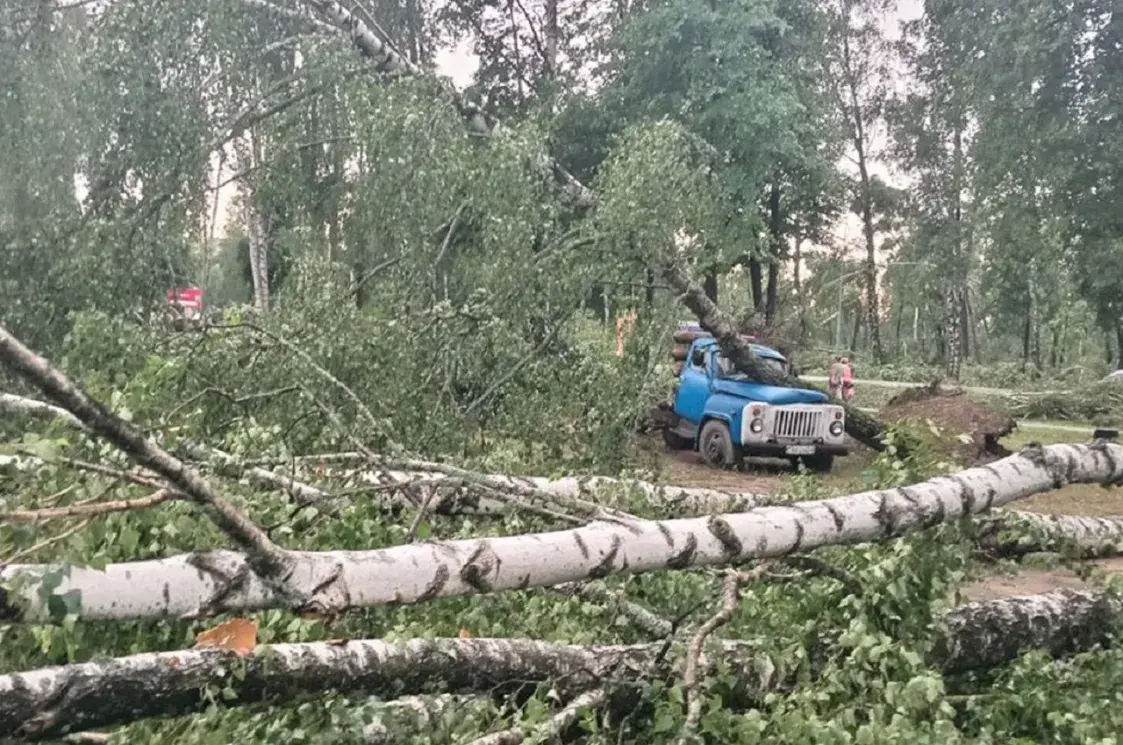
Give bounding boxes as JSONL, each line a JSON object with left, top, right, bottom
{"left": 678, "top": 563, "right": 771, "bottom": 745}
{"left": 2, "top": 490, "right": 176, "bottom": 524}
{"left": 552, "top": 582, "right": 674, "bottom": 637}
{"left": 2, "top": 520, "right": 92, "bottom": 563}
{"left": 205, "top": 322, "right": 383, "bottom": 435}
{"left": 405, "top": 484, "right": 440, "bottom": 542}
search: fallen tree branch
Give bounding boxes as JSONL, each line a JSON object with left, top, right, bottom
{"left": 3, "top": 442, "right": 1118, "bottom": 623}
{"left": 465, "top": 688, "right": 607, "bottom": 745}
{"left": 979, "top": 511, "right": 1123, "bottom": 558}
{"left": 295, "top": 0, "right": 594, "bottom": 208}
{"left": 3, "top": 393, "right": 775, "bottom": 516}
{"left": 934, "top": 588, "right": 1120, "bottom": 673}
{"left": 0, "top": 325, "right": 296, "bottom": 594}
{"left": 2, "top": 587, "right": 1120, "bottom": 739}
{"left": 1, "top": 490, "right": 176, "bottom": 523}
{"left": 679, "top": 564, "right": 770, "bottom": 745}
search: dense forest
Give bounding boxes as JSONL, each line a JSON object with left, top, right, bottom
{"left": 3, "top": 0, "right": 1123, "bottom": 742}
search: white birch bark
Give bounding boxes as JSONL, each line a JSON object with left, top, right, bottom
{"left": 1, "top": 588, "right": 1117, "bottom": 738}
{"left": 0, "top": 637, "right": 747, "bottom": 739}
{"left": 1, "top": 391, "right": 773, "bottom": 515}
{"left": 233, "top": 132, "right": 269, "bottom": 313}
{"left": 934, "top": 589, "right": 1119, "bottom": 673}
{"left": 981, "top": 511, "right": 1123, "bottom": 557}
{"left": 3, "top": 442, "right": 1120, "bottom": 623}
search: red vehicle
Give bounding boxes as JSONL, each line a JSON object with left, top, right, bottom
{"left": 166, "top": 286, "right": 205, "bottom": 327}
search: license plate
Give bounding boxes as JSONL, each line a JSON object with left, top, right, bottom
{"left": 785, "top": 445, "right": 815, "bottom": 456}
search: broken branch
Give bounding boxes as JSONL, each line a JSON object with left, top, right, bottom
{"left": 0, "top": 324, "right": 295, "bottom": 585}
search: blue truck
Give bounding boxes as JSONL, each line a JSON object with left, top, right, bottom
{"left": 663, "top": 336, "right": 848, "bottom": 472}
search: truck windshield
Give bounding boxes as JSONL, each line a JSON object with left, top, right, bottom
{"left": 715, "top": 353, "right": 786, "bottom": 380}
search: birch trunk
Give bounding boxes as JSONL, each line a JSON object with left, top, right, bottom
{"left": 0, "top": 637, "right": 763, "bottom": 739}
{"left": 934, "top": 589, "right": 1119, "bottom": 673}
{"left": 980, "top": 511, "right": 1123, "bottom": 557}
{"left": 1, "top": 392, "right": 773, "bottom": 515}
{"left": 234, "top": 132, "right": 269, "bottom": 313}
{"left": 4, "top": 393, "right": 1118, "bottom": 562}
{"left": 1, "top": 589, "right": 1118, "bottom": 739}
{"left": 3, "top": 442, "right": 1120, "bottom": 623}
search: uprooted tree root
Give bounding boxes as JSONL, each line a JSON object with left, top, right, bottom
{"left": 881, "top": 381, "right": 1016, "bottom": 464}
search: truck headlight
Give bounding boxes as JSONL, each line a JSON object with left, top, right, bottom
{"left": 829, "top": 420, "right": 844, "bottom": 436}
{"left": 750, "top": 418, "right": 764, "bottom": 433}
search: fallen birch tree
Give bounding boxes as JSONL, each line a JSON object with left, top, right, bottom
{"left": 3, "top": 440, "right": 1121, "bottom": 622}
{"left": 1, "top": 588, "right": 1118, "bottom": 740}
{"left": 1, "top": 390, "right": 772, "bottom": 517}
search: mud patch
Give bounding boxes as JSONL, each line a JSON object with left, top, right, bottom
{"left": 960, "top": 558, "right": 1123, "bottom": 602}
{"left": 881, "top": 382, "right": 1016, "bottom": 465}
{"left": 635, "top": 435, "right": 786, "bottom": 493}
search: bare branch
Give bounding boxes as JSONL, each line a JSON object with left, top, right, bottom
{"left": 678, "top": 563, "right": 771, "bottom": 745}
{"left": 2, "top": 490, "right": 176, "bottom": 524}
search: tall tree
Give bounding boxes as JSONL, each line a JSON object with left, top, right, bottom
{"left": 823, "top": 0, "right": 893, "bottom": 363}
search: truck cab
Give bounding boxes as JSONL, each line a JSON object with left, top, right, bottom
{"left": 663, "top": 338, "right": 848, "bottom": 472}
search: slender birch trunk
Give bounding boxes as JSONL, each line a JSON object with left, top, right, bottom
{"left": 3, "top": 442, "right": 1121, "bottom": 623}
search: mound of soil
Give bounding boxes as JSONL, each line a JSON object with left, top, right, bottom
{"left": 881, "top": 381, "right": 1016, "bottom": 464}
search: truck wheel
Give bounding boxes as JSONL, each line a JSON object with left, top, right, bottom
{"left": 662, "top": 427, "right": 692, "bottom": 450}
{"left": 699, "top": 420, "right": 742, "bottom": 469}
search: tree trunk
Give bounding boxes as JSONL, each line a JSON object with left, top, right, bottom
{"left": 748, "top": 259, "right": 763, "bottom": 311}
{"left": 793, "top": 236, "right": 807, "bottom": 342}
{"left": 765, "top": 262, "right": 779, "bottom": 328}
{"left": 6, "top": 435, "right": 1119, "bottom": 623}
{"left": 764, "top": 182, "right": 783, "bottom": 327}
{"left": 1114, "top": 320, "right": 1123, "bottom": 369}
{"left": 945, "top": 288, "right": 962, "bottom": 380}
{"left": 703, "top": 272, "right": 718, "bottom": 303}
{"left": 544, "top": 0, "right": 558, "bottom": 78}
{"left": 3, "top": 589, "right": 1120, "bottom": 738}
{"left": 839, "top": 28, "right": 882, "bottom": 363}
{"left": 234, "top": 132, "right": 270, "bottom": 314}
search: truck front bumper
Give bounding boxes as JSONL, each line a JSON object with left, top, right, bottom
{"left": 743, "top": 442, "right": 850, "bottom": 458}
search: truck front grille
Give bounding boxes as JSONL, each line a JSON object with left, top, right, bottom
{"left": 775, "top": 409, "right": 823, "bottom": 440}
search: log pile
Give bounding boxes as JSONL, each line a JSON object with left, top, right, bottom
{"left": 668, "top": 320, "right": 758, "bottom": 377}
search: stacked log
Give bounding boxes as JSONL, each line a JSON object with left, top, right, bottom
{"left": 669, "top": 321, "right": 755, "bottom": 377}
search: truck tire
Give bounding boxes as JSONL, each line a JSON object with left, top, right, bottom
{"left": 662, "top": 427, "right": 693, "bottom": 450}
{"left": 699, "top": 420, "right": 742, "bottom": 469}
